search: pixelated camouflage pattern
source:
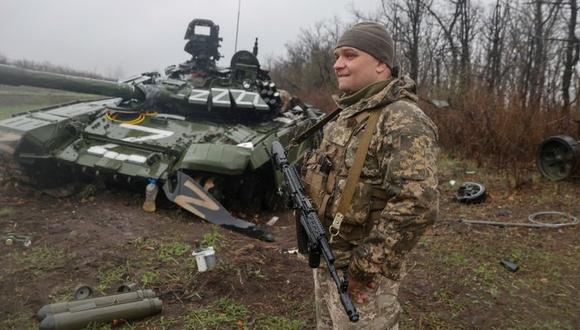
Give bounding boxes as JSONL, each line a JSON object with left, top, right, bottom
{"left": 314, "top": 268, "right": 402, "bottom": 330}
{"left": 303, "top": 75, "right": 439, "bottom": 282}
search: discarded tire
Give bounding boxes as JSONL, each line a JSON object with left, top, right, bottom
{"left": 456, "top": 182, "right": 486, "bottom": 203}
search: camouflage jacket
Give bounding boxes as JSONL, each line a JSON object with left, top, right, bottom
{"left": 302, "top": 76, "right": 439, "bottom": 282}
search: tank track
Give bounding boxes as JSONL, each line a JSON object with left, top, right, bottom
{"left": 0, "top": 157, "right": 35, "bottom": 185}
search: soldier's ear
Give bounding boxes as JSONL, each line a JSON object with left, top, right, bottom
{"left": 376, "top": 62, "right": 391, "bottom": 77}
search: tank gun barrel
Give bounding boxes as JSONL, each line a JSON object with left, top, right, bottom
{"left": 0, "top": 64, "right": 143, "bottom": 100}
{"left": 0, "top": 63, "right": 277, "bottom": 119}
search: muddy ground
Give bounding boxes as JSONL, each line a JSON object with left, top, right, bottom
{"left": 1, "top": 158, "right": 579, "bottom": 329}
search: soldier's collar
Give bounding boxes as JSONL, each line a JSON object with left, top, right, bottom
{"left": 335, "top": 79, "right": 392, "bottom": 108}
{"left": 335, "top": 78, "right": 399, "bottom": 119}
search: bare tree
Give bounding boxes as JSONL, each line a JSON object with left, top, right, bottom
{"left": 270, "top": 0, "right": 578, "bottom": 112}
{"left": 483, "top": 0, "right": 511, "bottom": 93}
{"left": 373, "top": 0, "right": 432, "bottom": 83}
{"left": 526, "top": 0, "right": 563, "bottom": 108}
{"left": 458, "top": 0, "right": 479, "bottom": 87}
{"left": 426, "top": 0, "right": 461, "bottom": 88}
{"left": 426, "top": 0, "right": 480, "bottom": 92}
{"left": 561, "top": 0, "right": 579, "bottom": 112}
{"left": 269, "top": 19, "right": 342, "bottom": 93}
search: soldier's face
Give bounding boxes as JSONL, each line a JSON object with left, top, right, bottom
{"left": 333, "top": 47, "right": 388, "bottom": 94}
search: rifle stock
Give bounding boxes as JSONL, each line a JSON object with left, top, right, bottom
{"left": 272, "top": 141, "right": 359, "bottom": 323}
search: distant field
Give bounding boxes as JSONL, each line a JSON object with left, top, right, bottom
{"left": 0, "top": 85, "right": 101, "bottom": 120}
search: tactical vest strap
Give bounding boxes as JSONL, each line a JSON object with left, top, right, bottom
{"left": 329, "top": 109, "right": 382, "bottom": 242}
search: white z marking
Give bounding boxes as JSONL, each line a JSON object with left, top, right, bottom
{"left": 253, "top": 93, "right": 269, "bottom": 110}
{"left": 120, "top": 123, "right": 174, "bottom": 142}
{"left": 211, "top": 88, "right": 231, "bottom": 106}
{"left": 87, "top": 144, "right": 147, "bottom": 164}
{"left": 188, "top": 89, "right": 210, "bottom": 104}
{"left": 232, "top": 89, "right": 258, "bottom": 107}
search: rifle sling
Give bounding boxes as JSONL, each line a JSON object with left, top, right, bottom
{"left": 329, "top": 109, "right": 382, "bottom": 240}
{"left": 291, "top": 107, "right": 342, "bottom": 145}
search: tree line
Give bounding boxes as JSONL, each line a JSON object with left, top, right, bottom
{"left": 269, "top": 0, "right": 579, "bottom": 114}
{"left": 268, "top": 0, "right": 579, "bottom": 182}
{"left": 0, "top": 53, "right": 112, "bottom": 81}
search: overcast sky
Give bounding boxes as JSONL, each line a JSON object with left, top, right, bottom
{"left": 0, "top": 0, "right": 380, "bottom": 78}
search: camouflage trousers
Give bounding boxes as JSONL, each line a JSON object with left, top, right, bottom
{"left": 313, "top": 269, "right": 402, "bottom": 330}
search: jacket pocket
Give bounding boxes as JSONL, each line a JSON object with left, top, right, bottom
{"left": 303, "top": 151, "right": 328, "bottom": 214}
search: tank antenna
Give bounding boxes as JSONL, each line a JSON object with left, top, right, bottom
{"left": 253, "top": 38, "right": 259, "bottom": 56}
{"left": 234, "top": 0, "right": 242, "bottom": 52}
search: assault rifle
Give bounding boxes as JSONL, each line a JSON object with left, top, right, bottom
{"left": 271, "top": 141, "right": 359, "bottom": 322}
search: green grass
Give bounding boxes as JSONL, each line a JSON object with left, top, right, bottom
{"left": 443, "top": 251, "right": 469, "bottom": 267}
{"left": 124, "top": 316, "right": 178, "bottom": 329}
{"left": 140, "top": 271, "right": 160, "bottom": 287}
{"left": 438, "top": 152, "right": 480, "bottom": 176}
{"left": 0, "top": 86, "right": 98, "bottom": 97}
{"left": 0, "top": 105, "right": 40, "bottom": 119}
{"left": 0, "top": 85, "right": 100, "bottom": 119}
{"left": 0, "top": 312, "right": 37, "bottom": 330}
{"left": 49, "top": 285, "right": 76, "bottom": 303}
{"left": 507, "top": 320, "right": 575, "bottom": 330}
{"left": 185, "top": 297, "right": 250, "bottom": 329}
{"left": 417, "top": 311, "right": 453, "bottom": 329}
{"left": 11, "top": 245, "right": 70, "bottom": 277}
{"left": 413, "top": 221, "right": 580, "bottom": 328}
{"left": 254, "top": 315, "right": 307, "bottom": 330}
{"left": 201, "top": 225, "right": 227, "bottom": 250}
{"left": 0, "top": 207, "right": 14, "bottom": 217}
{"left": 83, "top": 322, "right": 113, "bottom": 330}
{"left": 157, "top": 241, "right": 191, "bottom": 264}
{"left": 184, "top": 297, "right": 305, "bottom": 330}
{"left": 97, "top": 264, "right": 129, "bottom": 294}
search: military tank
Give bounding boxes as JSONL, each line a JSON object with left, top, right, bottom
{"left": 0, "top": 19, "right": 323, "bottom": 241}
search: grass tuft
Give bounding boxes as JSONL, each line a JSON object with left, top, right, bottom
{"left": 97, "top": 264, "right": 128, "bottom": 294}
{"left": 157, "top": 241, "right": 191, "bottom": 264}
{"left": 201, "top": 225, "right": 226, "bottom": 250}
{"left": 0, "top": 207, "right": 14, "bottom": 217}
{"left": 185, "top": 297, "right": 249, "bottom": 329}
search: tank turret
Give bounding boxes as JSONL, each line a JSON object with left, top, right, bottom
{"left": 0, "top": 62, "right": 281, "bottom": 121}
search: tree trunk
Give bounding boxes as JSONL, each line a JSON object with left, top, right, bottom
{"left": 561, "top": 0, "right": 579, "bottom": 113}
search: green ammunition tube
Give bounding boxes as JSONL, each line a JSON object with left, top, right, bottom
{"left": 36, "top": 289, "right": 156, "bottom": 320}
{"left": 39, "top": 297, "right": 162, "bottom": 330}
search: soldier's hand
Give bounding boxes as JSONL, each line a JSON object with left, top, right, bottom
{"left": 347, "top": 278, "right": 376, "bottom": 304}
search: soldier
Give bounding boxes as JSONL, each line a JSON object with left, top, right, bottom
{"left": 302, "top": 22, "right": 439, "bottom": 329}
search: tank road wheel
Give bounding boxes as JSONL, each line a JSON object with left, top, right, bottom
{"left": 537, "top": 135, "right": 579, "bottom": 181}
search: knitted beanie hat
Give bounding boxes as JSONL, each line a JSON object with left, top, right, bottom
{"left": 335, "top": 22, "right": 394, "bottom": 68}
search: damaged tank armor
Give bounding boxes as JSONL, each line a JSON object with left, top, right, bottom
{"left": 0, "top": 18, "right": 323, "bottom": 241}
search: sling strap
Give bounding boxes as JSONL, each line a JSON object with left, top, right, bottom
{"left": 290, "top": 107, "right": 343, "bottom": 146}
{"left": 329, "top": 109, "right": 382, "bottom": 242}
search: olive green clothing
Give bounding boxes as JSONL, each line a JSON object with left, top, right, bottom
{"left": 336, "top": 80, "right": 391, "bottom": 108}
{"left": 303, "top": 75, "right": 439, "bottom": 283}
